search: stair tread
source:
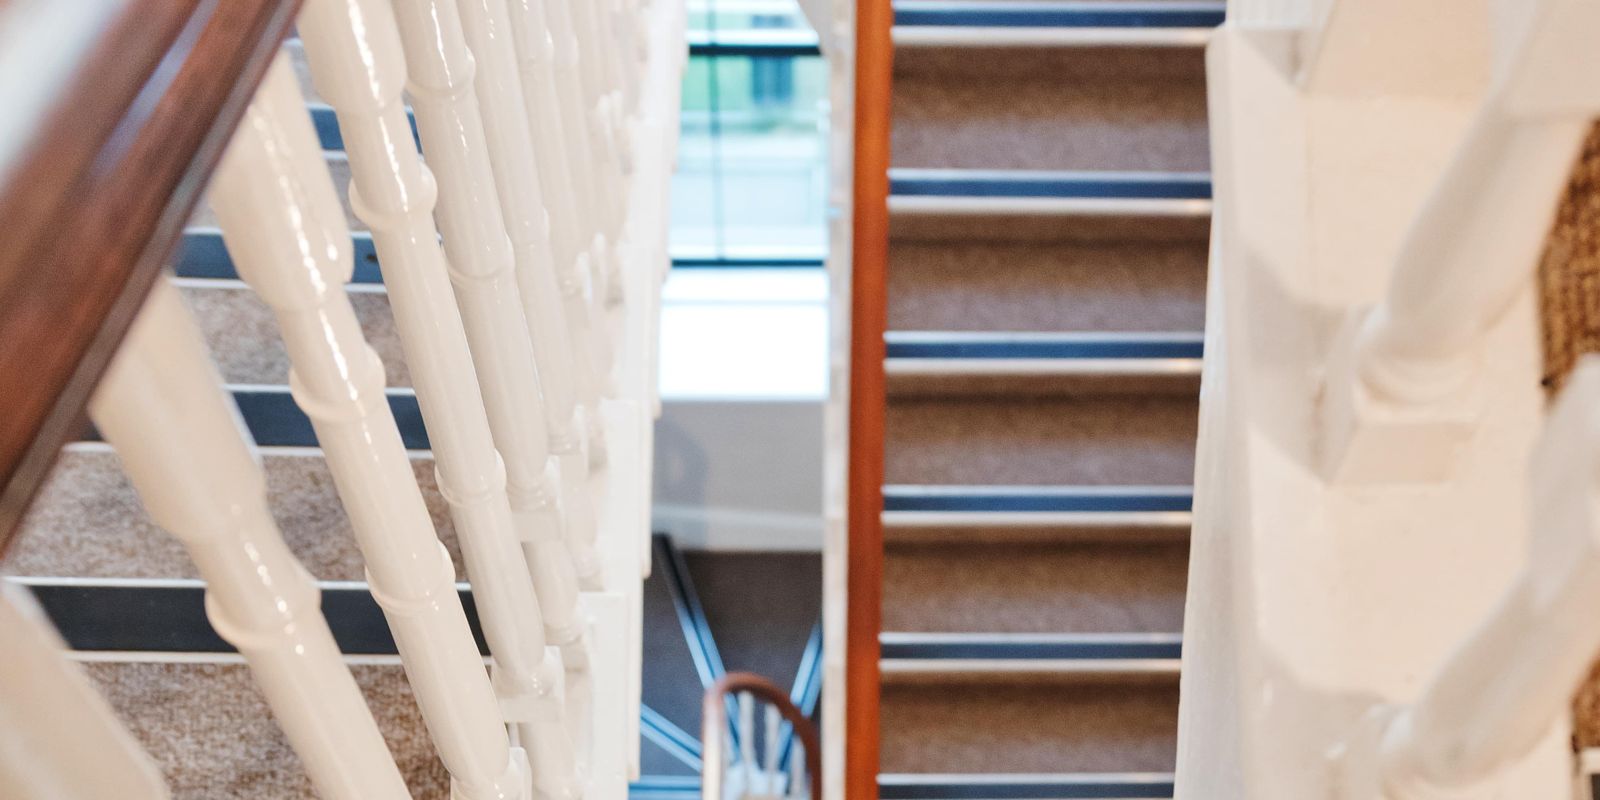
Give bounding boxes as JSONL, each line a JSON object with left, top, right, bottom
{"left": 10, "top": 445, "right": 462, "bottom": 582}
{"left": 882, "top": 539, "right": 1188, "bottom": 633}
{"left": 884, "top": 395, "right": 1198, "bottom": 486}
{"left": 893, "top": 49, "right": 1208, "bottom": 173}
{"left": 888, "top": 239, "right": 1207, "bottom": 333}
{"left": 880, "top": 680, "right": 1179, "bottom": 774}
{"left": 180, "top": 280, "right": 408, "bottom": 387}
{"left": 80, "top": 658, "right": 447, "bottom": 799}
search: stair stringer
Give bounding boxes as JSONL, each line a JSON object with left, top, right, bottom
{"left": 1176, "top": 21, "right": 1565, "bottom": 800}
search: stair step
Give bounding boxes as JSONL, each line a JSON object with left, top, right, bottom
{"left": 892, "top": 40, "right": 1208, "bottom": 173}
{"left": 885, "top": 394, "right": 1197, "bottom": 486}
{"left": 880, "top": 632, "right": 1180, "bottom": 683}
{"left": 882, "top": 485, "right": 1191, "bottom": 542}
{"left": 885, "top": 332, "right": 1201, "bottom": 396}
{"left": 179, "top": 278, "right": 408, "bottom": 387}
{"left": 882, "top": 539, "right": 1188, "bottom": 633}
{"left": 880, "top": 679, "right": 1178, "bottom": 774}
{"left": 78, "top": 657, "right": 447, "bottom": 798}
{"left": 880, "top": 772, "right": 1175, "bottom": 800}
{"left": 888, "top": 239, "right": 1208, "bottom": 333}
{"left": 9, "top": 444, "right": 461, "bottom": 582}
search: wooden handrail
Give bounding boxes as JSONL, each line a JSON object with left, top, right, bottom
{"left": 0, "top": 0, "right": 302, "bottom": 551}
{"left": 846, "top": 0, "right": 894, "bottom": 798}
{"left": 703, "top": 672, "right": 823, "bottom": 800}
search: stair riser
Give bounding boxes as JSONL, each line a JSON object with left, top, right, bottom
{"left": 880, "top": 682, "right": 1178, "bottom": 774}
{"left": 883, "top": 540, "right": 1188, "bottom": 634}
{"left": 885, "top": 396, "right": 1198, "bottom": 486}
{"left": 893, "top": 47, "right": 1209, "bottom": 173}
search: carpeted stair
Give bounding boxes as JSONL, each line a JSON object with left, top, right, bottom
{"left": 874, "top": 3, "right": 1219, "bottom": 798}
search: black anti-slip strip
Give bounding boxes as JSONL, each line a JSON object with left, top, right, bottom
{"left": 879, "top": 778, "right": 1175, "bottom": 800}
{"left": 890, "top": 173, "right": 1212, "bottom": 199}
{"left": 880, "top": 637, "right": 1181, "bottom": 661}
{"left": 881, "top": 490, "right": 1192, "bottom": 513}
{"left": 81, "top": 388, "right": 429, "bottom": 451}
{"left": 893, "top": 3, "right": 1225, "bottom": 29}
{"left": 885, "top": 338, "right": 1202, "bottom": 360}
{"left": 25, "top": 582, "right": 487, "bottom": 656}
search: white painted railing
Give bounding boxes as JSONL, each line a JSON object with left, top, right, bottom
{"left": 1, "top": 0, "right": 681, "bottom": 795}
{"left": 1181, "top": 0, "right": 1600, "bottom": 797}
{"left": 701, "top": 674, "right": 820, "bottom": 800}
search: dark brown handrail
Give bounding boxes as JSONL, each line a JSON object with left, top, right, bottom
{"left": 0, "top": 0, "right": 301, "bottom": 551}
{"left": 703, "top": 672, "right": 822, "bottom": 800}
{"left": 846, "top": 0, "right": 894, "bottom": 798}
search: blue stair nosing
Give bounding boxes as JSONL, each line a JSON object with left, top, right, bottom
{"left": 884, "top": 339, "right": 1202, "bottom": 361}
{"left": 878, "top": 638, "right": 1182, "bottom": 662}
{"left": 889, "top": 171, "right": 1212, "bottom": 200}
{"left": 894, "top": 1, "right": 1225, "bottom": 30}
{"left": 881, "top": 489, "right": 1192, "bottom": 514}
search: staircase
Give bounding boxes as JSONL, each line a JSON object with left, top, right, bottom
{"left": 860, "top": 3, "right": 1221, "bottom": 797}
{"left": 0, "top": 0, "right": 680, "bottom": 790}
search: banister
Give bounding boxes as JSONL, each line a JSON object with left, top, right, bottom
{"left": 845, "top": 1, "right": 894, "bottom": 799}
{"left": 702, "top": 672, "right": 822, "bottom": 800}
{"left": 0, "top": 0, "right": 301, "bottom": 552}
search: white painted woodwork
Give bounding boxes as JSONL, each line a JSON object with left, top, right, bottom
{"left": 90, "top": 279, "right": 409, "bottom": 800}
{"left": 1335, "top": 358, "right": 1600, "bottom": 795}
{"left": 450, "top": 0, "right": 600, "bottom": 650}
{"left": 0, "top": 584, "right": 169, "bottom": 800}
{"left": 502, "top": 0, "right": 610, "bottom": 597}
{"left": 297, "top": 0, "right": 581, "bottom": 791}
{"left": 209, "top": 50, "right": 530, "bottom": 800}
{"left": 1174, "top": 0, "right": 1600, "bottom": 797}
{"left": 1320, "top": 0, "right": 1600, "bottom": 483}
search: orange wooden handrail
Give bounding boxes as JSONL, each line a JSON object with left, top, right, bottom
{"left": 703, "top": 672, "right": 823, "bottom": 800}
{"left": 0, "top": 0, "right": 301, "bottom": 551}
{"left": 846, "top": 0, "right": 894, "bottom": 798}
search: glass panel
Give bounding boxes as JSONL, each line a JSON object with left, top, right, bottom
{"left": 671, "top": 51, "right": 828, "bottom": 261}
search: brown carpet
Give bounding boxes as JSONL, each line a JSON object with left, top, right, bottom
{"left": 9, "top": 447, "right": 463, "bottom": 582}
{"left": 893, "top": 47, "right": 1209, "bottom": 173}
{"left": 880, "top": 681, "right": 1179, "bottom": 774}
{"left": 888, "top": 240, "right": 1209, "bottom": 333}
{"left": 884, "top": 395, "right": 1199, "bottom": 486}
{"left": 184, "top": 285, "right": 409, "bottom": 388}
{"left": 1546, "top": 121, "right": 1600, "bottom": 748}
{"left": 883, "top": 540, "right": 1189, "bottom": 634}
{"left": 84, "top": 660, "right": 447, "bottom": 799}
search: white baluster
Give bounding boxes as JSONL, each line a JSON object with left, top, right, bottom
{"left": 545, "top": 0, "right": 622, "bottom": 419}
{"left": 507, "top": 0, "right": 610, "bottom": 587}
{"left": 209, "top": 51, "right": 529, "bottom": 800}
{"left": 296, "top": 0, "right": 581, "bottom": 794}
{"left": 90, "top": 279, "right": 409, "bottom": 800}
{"left": 0, "top": 584, "right": 169, "bottom": 800}
{"left": 449, "top": 0, "right": 602, "bottom": 633}
{"left": 1336, "top": 357, "right": 1600, "bottom": 797}
{"left": 371, "top": 0, "right": 592, "bottom": 787}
